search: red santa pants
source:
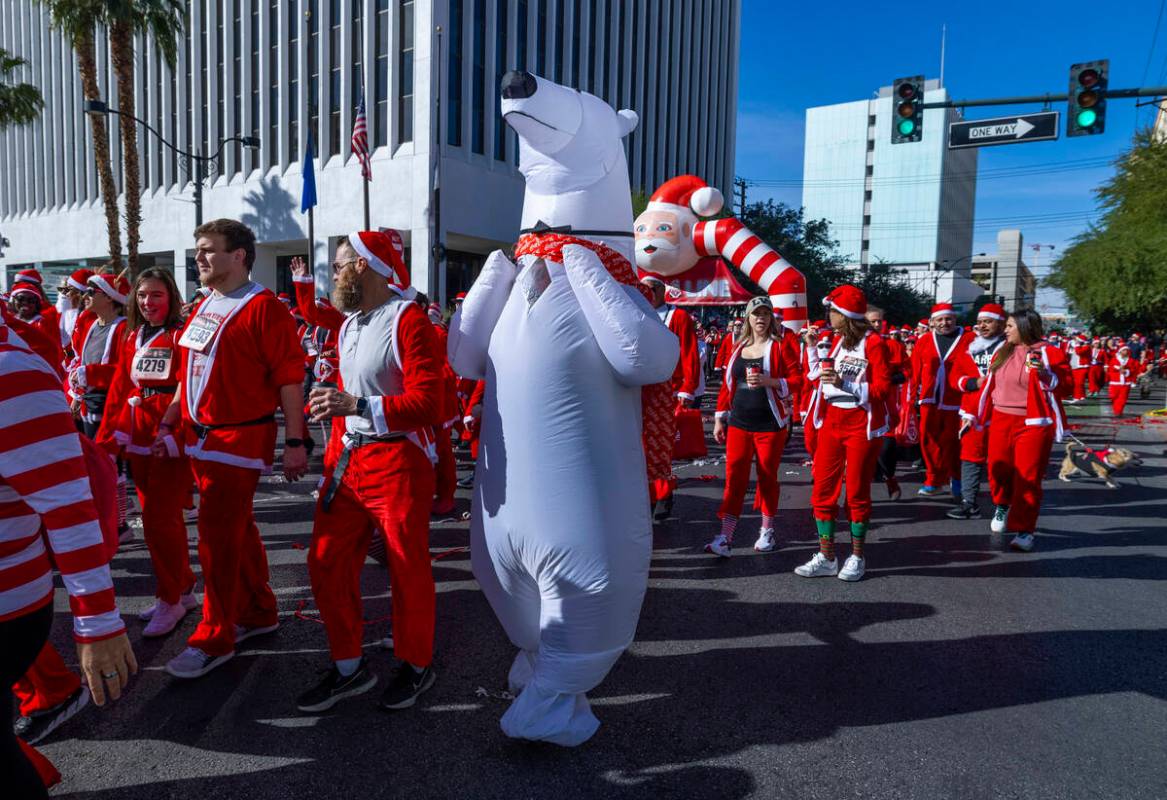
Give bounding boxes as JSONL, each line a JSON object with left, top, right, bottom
{"left": 433, "top": 426, "right": 457, "bottom": 509}
{"left": 1109, "top": 385, "right": 1131, "bottom": 416}
{"left": 128, "top": 454, "right": 196, "bottom": 604}
{"left": 811, "top": 405, "right": 883, "bottom": 524}
{"left": 1088, "top": 365, "right": 1104, "bottom": 394}
{"left": 186, "top": 460, "right": 279, "bottom": 657}
{"left": 309, "top": 440, "right": 435, "bottom": 667}
{"left": 803, "top": 412, "right": 818, "bottom": 459}
{"left": 718, "top": 426, "right": 788, "bottom": 519}
{"left": 987, "top": 412, "right": 1054, "bottom": 533}
{"left": 919, "top": 404, "right": 961, "bottom": 487}
{"left": 11, "top": 642, "right": 80, "bottom": 716}
{"left": 959, "top": 426, "right": 988, "bottom": 463}
{"left": 1072, "top": 369, "right": 1089, "bottom": 400}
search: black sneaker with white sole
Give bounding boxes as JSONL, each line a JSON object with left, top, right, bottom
{"left": 296, "top": 659, "right": 378, "bottom": 713}
{"left": 378, "top": 663, "right": 436, "bottom": 710}
{"left": 946, "top": 503, "right": 982, "bottom": 520}
{"left": 17, "top": 686, "right": 90, "bottom": 744}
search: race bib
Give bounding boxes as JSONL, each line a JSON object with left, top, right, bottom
{"left": 838, "top": 355, "right": 868, "bottom": 381}
{"left": 131, "top": 347, "right": 173, "bottom": 381}
{"left": 178, "top": 314, "right": 223, "bottom": 353}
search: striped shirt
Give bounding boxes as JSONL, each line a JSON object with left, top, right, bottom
{"left": 0, "top": 323, "right": 124, "bottom": 642}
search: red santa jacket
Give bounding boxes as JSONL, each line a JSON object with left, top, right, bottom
{"left": 806, "top": 331, "right": 894, "bottom": 439}
{"left": 1106, "top": 354, "right": 1142, "bottom": 386}
{"left": 714, "top": 333, "right": 736, "bottom": 371}
{"left": 1069, "top": 339, "right": 1092, "bottom": 371}
{"left": 971, "top": 342, "right": 1071, "bottom": 439}
{"left": 948, "top": 336, "right": 1007, "bottom": 420}
{"left": 97, "top": 324, "right": 185, "bottom": 458}
{"left": 715, "top": 331, "right": 802, "bottom": 428}
{"left": 68, "top": 313, "right": 127, "bottom": 395}
{"left": 664, "top": 306, "right": 700, "bottom": 401}
{"left": 177, "top": 285, "right": 305, "bottom": 471}
{"left": 911, "top": 329, "right": 974, "bottom": 410}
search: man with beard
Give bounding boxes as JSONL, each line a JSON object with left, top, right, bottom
{"left": 296, "top": 230, "right": 443, "bottom": 713}
{"left": 154, "top": 218, "right": 308, "bottom": 679}
{"left": 946, "top": 304, "right": 1007, "bottom": 521}
{"left": 911, "top": 303, "right": 974, "bottom": 499}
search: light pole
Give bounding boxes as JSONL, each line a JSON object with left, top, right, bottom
{"left": 83, "top": 99, "right": 259, "bottom": 226}
{"left": 934, "top": 252, "right": 986, "bottom": 303}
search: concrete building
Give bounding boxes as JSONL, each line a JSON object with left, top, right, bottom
{"left": 970, "top": 229, "right": 1037, "bottom": 311}
{"left": 801, "top": 78, "right": 981, "bottom": 305}
{"left": 0, "top": 0, "right": 741, "bottom": 303}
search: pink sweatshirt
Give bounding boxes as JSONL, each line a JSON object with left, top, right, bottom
{"left": 992, "top": 347, "right": 1030, "bottom": 416}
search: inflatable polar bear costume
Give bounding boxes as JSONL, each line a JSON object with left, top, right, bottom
{"left": 447, "top": 71, "right": 679, "bottom": 746}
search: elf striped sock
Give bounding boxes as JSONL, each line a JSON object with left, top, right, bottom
{"left": 720, "top": 515, "right": 738, "bottom": 542}
{"left": 815, "top": 518, "right": 836, "bottom": 561}
{"left": 761, "top": 514, "right": 776, "bottom": 530}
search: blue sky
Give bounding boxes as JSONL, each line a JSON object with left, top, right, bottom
{"left": 734, "top": 0, "right": 1160, "bottom": 312}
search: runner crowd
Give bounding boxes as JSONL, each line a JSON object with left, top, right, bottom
{"left": 2, "top": 219, "right": 1164, "bottom": 795}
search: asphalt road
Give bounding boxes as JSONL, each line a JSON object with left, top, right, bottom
{"left": 32, "top": 380, "right": 1167, "bottom": 799}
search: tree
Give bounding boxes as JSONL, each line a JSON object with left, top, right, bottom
{"left": 1045, "top": 129, "right": 1167, "bottom": 332}
{"left": 107, "top": 0, "right": 185, "bottom": 276}
{"left": 0, "top": 49, "right": 44, "bottom": 130}
{"left": 42, "top": 0, "right": 122, "bottom": 269}
{"left": 858, "top": 260, "right": 932, "bottom": 325}
{"left": 739, "top": 199, "right": 851, "bottom": 310}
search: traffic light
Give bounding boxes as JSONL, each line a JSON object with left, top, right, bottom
{"left": 1068, "top": 60, "right": 1108, "bottom": 137}
{"left": 891, "top": 76, "right": 924, "bottom": 144}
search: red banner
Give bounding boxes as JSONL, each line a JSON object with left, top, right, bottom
{"left": 662, "top": 257, "right": 754, "bottom": 306}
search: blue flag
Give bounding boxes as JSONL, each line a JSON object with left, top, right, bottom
{"left": 301, "top": 132, "right": 317, "bottom": 213}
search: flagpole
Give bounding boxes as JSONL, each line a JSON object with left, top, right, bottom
{"left": 363, "top": 177, "right": 370, "bottom": 229}
{"left": 308, "top": 206, "right": 316, "bottom": 275}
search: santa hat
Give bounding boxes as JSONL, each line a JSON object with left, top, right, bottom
{"left": 917, "top": 318, "right": 929, "bottom": 327}
{"left": 426, "top": 303, "right": 443, "bottom": 324}
{"left": 87, "top": 273, "right": 129, "bottom": 304}
{"left": 348, "top": 229, "right": 413, "bottom": 298}
{"left": 976, "top": 303, "right": 1005, "bottom": 321}
{"left": 811, "top": 319, "right": 826, "bottom": 328}
{"left": 10, "top": 282, "right": 41, "bottom": 300}
{"left": 930, "top": 302, "right": 956, "bottom": 319}
{"left": 639, "top": 274, "right": 666, "bottom": 288}
{"left": 900, "top": 324, "right": 912, "bottom": 332}
{"left": 277, "top": 292, "right": 292, "bottom": 304}
{"left": 822, "top": 284, "right": 866, "bottom": 320}
{"left": 16, "top": 268, "right": 43, "bottom": 286}
{"left": 454, "top": 291, "right": 467, "bottom": 303}
{"left": 67, "top": 268, "right": 94, "bottom": 292}
{"left": 646, "top": 175, "right": 725, "bottom": 218}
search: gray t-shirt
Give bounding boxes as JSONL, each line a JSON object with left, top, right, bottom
{"left": 82, "top": 318, "right": 116, "bottom": 366}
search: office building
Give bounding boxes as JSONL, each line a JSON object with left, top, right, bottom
{"left": 1, "top": 0, "right": 741, "bottom": 303}
{"left": 970, "top": 229, "right": 1037, "bottom": 311}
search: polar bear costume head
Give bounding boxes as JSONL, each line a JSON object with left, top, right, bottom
{"left": 501, "top": 70, "right": 639, "bottom": 263}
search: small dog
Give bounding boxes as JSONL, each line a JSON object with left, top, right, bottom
{"left": 1058, "top": 441, "right": 1143, "bottom": 489}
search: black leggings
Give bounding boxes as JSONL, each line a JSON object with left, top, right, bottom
{"left": 1, "top": 603, "right": 53, "bottom": 799}
{"left": 873, "top": 437, "right": 898, "bottom": 482}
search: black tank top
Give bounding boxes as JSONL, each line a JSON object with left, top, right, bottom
{"left": 730, "top": 357, "right": 780, "bottom": 432}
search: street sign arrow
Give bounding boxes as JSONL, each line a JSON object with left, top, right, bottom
{"left": 948, "top": 111, "right": 1060, "bottom": 149}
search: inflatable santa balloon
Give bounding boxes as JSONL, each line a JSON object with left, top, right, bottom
{"left": 634, "top": 175, "right": 809, "bottom": 330}
{"left": 447, "top": 70, "right": 679, "bottom": 747}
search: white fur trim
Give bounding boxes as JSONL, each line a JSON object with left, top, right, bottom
{"left": 827, "top": 301, "right": 865, "bottom": 320}
{"left": 976, "top": 311, "right": 1004, "bottom": 320}
{"left": 88, "top": 275, "right": 127, "bottom": 304}
{"left": 292, "top": 274, "right": 314, "bottom": 284}
{"left": 690, "top": 186, "right": 724, "bottom": 217}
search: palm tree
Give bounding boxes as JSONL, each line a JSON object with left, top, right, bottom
{"left": 0, "top": 49, "right": 44, "bottom": 130}
{"left": 41, "top": 0, "right": 122, "bottom": 269}
{"left": 107, "top": 0, "right": 185, "bottom": 276}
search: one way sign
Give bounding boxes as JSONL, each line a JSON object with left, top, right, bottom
{"left": 948, "top": 111, "right": 1060, "bottom": 149}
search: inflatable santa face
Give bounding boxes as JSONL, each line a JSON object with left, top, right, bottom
{"left": 447, "top": 71, "right": 678, "bottom": 747}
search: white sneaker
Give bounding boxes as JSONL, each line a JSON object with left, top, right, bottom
{"left": 753, "top": 528, "right": 776, "bottom": 552}
{"left": 990, "top": 505, "right": 1009, "bottom": 534}
{"left": 165, "top": 647, "right": 234, "bottom": 679}
{"left": 1010, "top": 533, "right": 1035, "bottom": 552}
{"left": 139, "top": 591, "right": 199, "bottom": 621}
{"left": 704, "top": 534, "right": 732, "bottom": 558}
{"left": 794, "top": 552, "right": 838, "bottom": 577}
{"left": 142, "top": 599, "right": 190, "bottom": 638}
{"left": 838, "top": 555, "right": 866, "bottom": 582}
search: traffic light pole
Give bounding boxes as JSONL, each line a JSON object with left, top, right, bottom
{"left": 918, "top": 86, "right": 1167, "bottom": 110}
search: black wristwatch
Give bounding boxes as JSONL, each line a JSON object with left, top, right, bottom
{"left": 355, "top": 396, "right": 369, "bottom": 415}
{"left": 285, "top": 438, "right": 306, "bottom": 448}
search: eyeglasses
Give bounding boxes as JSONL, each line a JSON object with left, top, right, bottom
{"left": 331, "top": 258, "right": 358, "bottom": 274}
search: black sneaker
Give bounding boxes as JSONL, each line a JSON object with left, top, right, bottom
{"left": 379, "top": 663, "right": 436, "bottom": 710}
{"left": 296, "top": 659, "right": 378, "bottom": 713}
{"left": 946, "top": 503, "right": 982, "bottom": 520}
{"left": 19, "top": 686, "right": 90, "bottom": 744}
{"left": 456, "top": 476, "right": 474, "bottom": 489}
{"left": 652, "top": 496, "right": 674, "bottom": 522}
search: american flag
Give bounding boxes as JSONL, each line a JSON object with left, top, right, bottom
{"left": 351, "top": 94, "right": 371, "bottom": 181}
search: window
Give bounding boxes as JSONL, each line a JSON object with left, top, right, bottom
{"left": 615, "top": 0, "right": 623, "bottom": 107}
{"left": 289, "top": 0, "right": 301, "bottom": 159}
{"left": 251, "top": 0, "right": 260, "bottom": 172}
{"left": 309, "top": 1, "right": 320, "bottom": 154}
{"left": 328, "top": 0, "right": 342, "bottom": 156}
{"left": 374, "top": 0, "right": 388, "bottom": 146}
{"left": 201, "top": 11, "right": 209, "bottom": 155}
{"left": 351, "top": 0, "right": 363, "bottom": 133}
{"left": 535, "top": 0, "right": 546, "bottom": 76}
{"left": 587, "top": 0, "right": 595, "bottom": 92}
{"left": 217, "top": 2, "right": 226, "bottom": 161}
{"left": 517, "top": 0, "right": 528, "bottom": 70}
{"left": 553, "top": 0, "right": 563, "bottom": 82}
{"left": 471, "top": 0, "right": 485, "bottom": 154}
{"left": 493, "top": 0, "right": 507, "bottom": 160}
{"left": 447, "top": 0, "right": 463, "bottom": 146}
{"left": 185, "top": 27, "right": 192, "bottom": 180}
{"left": 571, "top": 0, "right": 580, "bottom": 87}
{"left": 398, "top": 0, "right": 414, "bottom": 142}
{"left": 269, "top": 0, "right": 279, "bottom": 167}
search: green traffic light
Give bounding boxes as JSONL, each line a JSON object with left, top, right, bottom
{"left": 898, "top": 119, "right": 916, "bottom": 136}
{"left": 1076, "top": 108, "right": 1098, "bottom": 128}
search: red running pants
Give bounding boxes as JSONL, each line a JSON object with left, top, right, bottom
{"left": 11, "top": 643, "right": 80, "bottom": 716}
{"left": 919, "top": 404, "right": 961, "bottom": 487}
{"left": 128, "top": 454, "right": 195, "bottom": 604}
{"left": 987, "top": 412, "right": 1054, "bottom": 533}
{"left": 1071, "top": 369, "right": 1089, "bottom": 400}
{"left": 811, "top": 404, "right": 883, "bottom": 523}
{"left": 1109, "top": 385, "right": 1131, "bottom": 417}
{"left": 186, "top": 460, "right": 279, "bottom": 657}
{"left": 1089, "top": 366, "right": 1104, "bottom": 394}
{"left": 309, "top": 440, "right": 435, "bottom": 666}
{"left": 433, "top": 426, "right": 457, "bottom": 508}
{"left": 718, "top": 425, "right": 788, "bottom": 519}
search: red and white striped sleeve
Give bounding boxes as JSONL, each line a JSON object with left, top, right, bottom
{"left": 0, "top": 327, "right": 124, "bottom": 642}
